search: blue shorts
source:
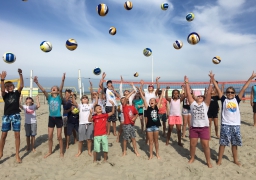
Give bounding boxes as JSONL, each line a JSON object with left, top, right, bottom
{"left": 158, "top": 113, "right": 167, "bottom": 122}
{"left": 219, "top": 124, "right": 242, "bottom": 146}
{"left": 2, "top": 114, "right": 21, "bottom": 132}
{"left": 147, "top": 125, "right": 159, "bottom": 132}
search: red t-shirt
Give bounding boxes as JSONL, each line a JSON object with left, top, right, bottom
{"left": 156, "top": 98, "right": 167, "bottom": 114}
{"left": 122, "top": 105, "right": 138, "bottom": 125}
{"left": 92, "top": 113, "right": 109, "bottom": 136}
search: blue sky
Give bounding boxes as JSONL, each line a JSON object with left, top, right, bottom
{"left": 1, "top": 0, "right": 256, "bottom": 84}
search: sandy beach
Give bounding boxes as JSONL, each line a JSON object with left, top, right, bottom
{"left": 0, "top": 101, "right": 256, "bottom": 180}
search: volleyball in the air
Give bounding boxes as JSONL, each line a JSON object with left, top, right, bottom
{"left": 161, "top": 3, "right": 168, "bottom": 10}
{"left": 187, "top": 32, "right": 200, "bottom": 45}
{"left": 93, "top": 67, "right": 102, "bottom": 75}
{"left": 40, "top": 41, "right": 52, "bottom": 52}
{"left": 72, "top": 108, "right": 79, "bottom": 114}
{"left": 124, "top": 1, "right": 133, "bottom": 10}
{"left": 2, "top": 52, "right": 16, "bottom": 64}
{"left": 143, "top": 48, "right": 152, "bottom": 57}
{"left": 96, "top": 4, "right": 109, "bottom": 16}
{"left": 134, "top": 72, "right": 139, "bottom": 77}
{"left": 66, "top": 39, "right": 77, "bottom": 51}
{"left": 173, "top": 40, "right": 183, "bottom": 50}
{"left": 186, "top": 13, "right": 195, "bottom": 22}
{"left": 109, "top": 27, "right": 116, "bottom": 35}
{"left": 212, "top": 56, "right": 221, "bottom": 64}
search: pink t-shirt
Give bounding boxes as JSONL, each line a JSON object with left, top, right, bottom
{"left": 170, "top": 99, "right": 181, "bottom": 116}
{"left": 156, "top": 98, "right": 167, "bottom": 114}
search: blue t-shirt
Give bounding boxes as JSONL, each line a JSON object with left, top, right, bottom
{"left": 133, "top": 99, "right": 144, "bottom": 114}
{"left": 47, "top": 95, "right": 62, "bottom": 117}
{"left": 253, "top": 86, "right": 256, "bottom": 102}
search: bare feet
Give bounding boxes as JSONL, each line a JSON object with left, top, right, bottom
{"left": 16, "top": 155, "right": 22, "bottom": 163}
{"left": 156, "top": 154, "right": 160, "bottom": 159}
{"left": 188, "top": 158, "right": 195, "bottom": 164}
{"left": 122, "top": 152, "right": 127, "bottom": 156}
{"left": 216, "top": 160, "right": 221, "bottom": 165}
{"left": 116, "top": 136, "right": 120, "bottom": 142}
{"left": 66, "top": 146, "right": 69, "bottom": 149}
{"left": 88, "top": 151, "right": 92, "bottom": 156}
{"left": 32, "top": 148, "right": 36, "bottom": 153}
{"left": 0, "top": 152, "right": 3, "bottom": 159}
{"left": 178, "top": 142, "right": 184, "bottom": 147}
{"left": 75, "top": 152, "right": 82, "bottom": 157}
{"left": 148, "top": 155, "right": 153, "bottom": 160}
{"left": 60, "top": 153, "right": 64, "bottom": 158}
{"left": 217, "top": 135, "right": 220, "bottom": 139}
{"left": 234, "top": 161, "right": 241, "bottom": 166}
{"left": 182, "top": 135, "right": 185, "bottom": 139}
{"left": 26, "top": 147, "right": 30, "bottom": 151}
{"left": 44, "top": 152, "right": 52, "bottom": 159}
{"left": 135, "top": 152, "right": 140, "bottom": 157}
{"left": 113, "top": 133, "right": 117, "bottom": 136}
{"left": 165, "top": 142, "right": 169, "bottom": 146}
{"left": 207, "top": 162, "right": 213, "bottom": 168}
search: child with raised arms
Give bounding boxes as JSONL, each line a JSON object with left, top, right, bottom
{"left": 156, "top": 89, "right": 168, "bottom": 137}
{"left": 0, "top": 69, "right": 24, "bottom": 163}
{"left": 184, "top": 74, "right": 213, "bottom": 168}
{"left": 19, "top": 95, "right": 40, "bottom": 152}
{"left": 133, "top": 92, "right": 144, "bottom": 132}
{"left": 210, "top": 71, "right": 256, "bottom": 166}
{"left": 165, "top": 88, "right": 185, "bottom": 146}
{"left": 99, "top": 73, "right": 119, "bottom": 136}
{"left": 72, "top": 93, "right": 98, "bottom": 157}
{"left": 121, "top": 95, "right": 140, "bottom": 156}
{"left": 139, "top": 88, "right": 163, "bottom": 160}
{"left": 34, "top": 73, "right": 65, "bottom": 158}
{"left": 89, "top": 100, "right": 115, "bottom": 162}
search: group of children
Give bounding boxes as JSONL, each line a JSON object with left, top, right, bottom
{"left": 0, "top": 69, "right": 255, "bottom": 168}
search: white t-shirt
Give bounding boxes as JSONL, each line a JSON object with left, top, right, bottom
{"left": 78, "top": 103, "right": 93, "bottom": 124}
{"left": 221, "top": 95, "right": 241, "bottom": 125}
{"left": 22, "top": 104, "right": 37, "bottom": 124}
{"left": 92, "top": 98, "right": 106, "bottom": 113}
{"left": 105, "top": 88, "right": 117, "bottom": 106}
{"left": 190, "top": 101, "right": 209, "bottom": 127}
{"left": 144, "top": 91, "right": 156, "bottom": 110}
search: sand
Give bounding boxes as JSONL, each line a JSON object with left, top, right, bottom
{"left": 0, "top": 101, "right": 256, "bottom": 180}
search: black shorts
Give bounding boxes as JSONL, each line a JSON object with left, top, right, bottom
{"left": 139, "top": 113, "right": 143, "bottom": 116}
{"left": 105, "top": 106, "right": 117, "bottom": 122}
{"left": 207, "top": 111, "right": 218, "bottom": 119}
{"left": 253, "top": 102, "right": 256, "bottom": 113}
{"left": 144, "top": 110, "right": 147, "bottom": 117}
{"left": 48, "top": 116, "right": 63, "bottom": 128}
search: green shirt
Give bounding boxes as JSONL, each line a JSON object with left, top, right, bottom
{"left": 133, "top": 99, "right": 144, "bottom": 114}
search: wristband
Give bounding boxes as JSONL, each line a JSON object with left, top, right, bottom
{"left": 1, "top": 79, "right": 5, "bottom": 81}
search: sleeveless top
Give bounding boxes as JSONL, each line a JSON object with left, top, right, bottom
{"left": 183, "top": 98, "right": 190, "bottom": 110}
{"left": 208, "top": 96, "right": 219, "bottom": 112}
{"left": 170, "top": 99, "right": 181, "bottom": 116}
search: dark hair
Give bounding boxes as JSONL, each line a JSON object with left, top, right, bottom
{"left": 26, "top": 97, "right": 34, "bottom": 105}
{"left": 106, "top": 80, "right": 112, "bottom": 85}
{"left": 80, "top": 95, "right": 88, "bottom": 101}
{"left": 215, "top": 80, "right": 219, "bottom": 84}
{"left": 172, "top": 89, "right": 180, "bottom": 98}
{"left": 94, "top": 104, "right": 101, "bottom": 111}
{"left": 226, "top": 86, "right": 236, "bottom": 93}
{"left": 4, "top": 81, "right": 14, "bottom": 87}
{"left": 65, "top": 89, "right": 72, "bottom": 93}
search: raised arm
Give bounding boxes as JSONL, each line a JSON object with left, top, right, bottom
{"left": 221, "top": 83, "right": 225, "bottom": 94}
{"left": 0, "top": 71, "right": 7, "bottom": 97}
{"left": 251, "top": 86, "right": 254, "bottom": 107}
{"left": 36, "top": 95, "right": 40, "bottom": 109}
{"left": 99, "top": 72, "right": 106, "bottom": 90}
{"left": 93, "top": 93, "right": 99, "bottom": 107}
{"left": 139, "top": 79, "right": 145, "bottom": 96}
{"left": 71, "top": 92, "right": 78, "bottom": 108}
{"left": 59, "top": 73, "right": 65, "bottom": 99}
{"left": 34, "top": 76, "right": 48, "bottom": 99}
{"left": 19, "top": 95, "right": 23, "bottom": 109}
{"left": 165, "top": 88, "right": 172, "bottom": 102}
{"left": 139, "top": 87, "right": 148, "bottom": 109}
{"left": 155, "top": 77, "right": 160, "bottom": 96}
{"left": 119, "top": 76, "right": 124, "bottom": 97}
{"left": 107, "top": 100, "right": 115, "bottom": 116}
{"left": 209, "top": 72, "right": 222, "bottom": 99}
{"left": 157, "top": 89, "right": 165, "bottom": 109}
{"left": 204, "top": 75, "right": 213, "bottom": 106}
{"left": 184, "top": 76, "right": 194, "bottom": 104}
{"left": 17, "top": 68, "right": 24, "bottom": 93}
{"left": 89, "top": 80, "right": 93, "bottom": 101}
{"left": 238, "top": 71, "right": 256, "bottom": 100}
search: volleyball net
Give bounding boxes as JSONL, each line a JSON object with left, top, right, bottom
{"left": 92, "top": 80, "right": 256, "bottom": 100}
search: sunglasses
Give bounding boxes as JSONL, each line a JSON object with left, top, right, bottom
{"left": 197, "top": 95, "right": 204, "bottom": 98}
{"left": 226, "top": 91, "right": 235, "bottom": 94}
{"left": 148, "top": 85, "right": 154, "bottom": 88}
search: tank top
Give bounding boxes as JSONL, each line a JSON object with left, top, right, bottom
{"left": 183, "top": 98, "right": 190, "bottom": 110}
{"left": 144, "top": 91, "right": 156, "bottom": 110}
{"left": 170, "top": 99, "right": 181, "bottom": 116}
{"left": 208, "top": 96, "right": 219, "bottom": 112}
{"left": 254, "top": 86, "right": 256, "bottom": 102}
